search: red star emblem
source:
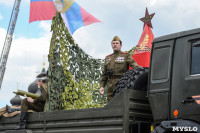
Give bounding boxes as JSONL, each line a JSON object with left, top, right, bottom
{"left": 140, "top": 7, "right": 155, "bottom": 29}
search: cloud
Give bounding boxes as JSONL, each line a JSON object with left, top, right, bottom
{"left": 0, "top": 0, "right": 15, "bottom": 6}
{"left": 73, "top": 25, "right": 112, "bottom": 59}
{"left": 0, "top": 27, "right": 51, "bottom": 107}
{"left": 39, "top": 21, "right": 52, "bottom": 36}
{"left": 0, "top": 91, "right": 13, "bottom": 104}
{"left": 6, "top": 35, "right": 51, "bottom": 83}
{"left": 75, "top": 0, "right": 200, "bottom": 53}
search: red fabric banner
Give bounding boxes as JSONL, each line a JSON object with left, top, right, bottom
{"left": 132, "top": 25, "right": 154, "bottom": 67}
{"left": 29, "top": 1, "right": 57, "bottom": 23}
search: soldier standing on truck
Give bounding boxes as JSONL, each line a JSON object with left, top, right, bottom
{"left": 99, "top": 36, "right": 140, "bottom": 101}
{"left": 15, "top": 73, "right": 48, "bottom": 130}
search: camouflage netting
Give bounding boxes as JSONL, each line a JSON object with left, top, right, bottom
{"left": 46, "top": 13, "right": 106, "bottom": 111}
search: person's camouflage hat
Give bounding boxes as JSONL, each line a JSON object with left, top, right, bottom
{"left": 112, "top": 36, "right": 121, "bottom": 41}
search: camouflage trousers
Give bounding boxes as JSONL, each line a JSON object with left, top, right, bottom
{"left": 21, "top": 98, "right": 43, "bottom": 112}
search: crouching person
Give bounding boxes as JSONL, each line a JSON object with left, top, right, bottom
{"left": 16, "top": 73, "right": 48, "bottom": 130}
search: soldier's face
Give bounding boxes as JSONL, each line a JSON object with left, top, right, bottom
{"left": 111, "top": 41, "right": 122, "bottom": 51}
{"left": 37, "top": 80, "right": 42, "bottom": 86}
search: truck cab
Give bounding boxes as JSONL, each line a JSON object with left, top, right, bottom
{"left": 149, "top": 28, "right": 200, "bottom": 131}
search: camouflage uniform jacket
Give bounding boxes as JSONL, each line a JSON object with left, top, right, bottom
{"left": 21, "top": 83, "right": 47, "bottom": 112}
{"left": 34, "top": 85, "right": 47, "bottom": 110}
{"left": 100, "top": 50, "right": 139, "bottom": 101}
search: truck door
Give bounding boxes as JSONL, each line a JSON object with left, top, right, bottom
{"left": 148, "top": 39, "right": 174, "bottom": 123}
{"left": 171, "top": 35, "right": 200, "bottom": 123}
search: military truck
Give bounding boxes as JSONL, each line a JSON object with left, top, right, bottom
{"left": 148, "top": 27, "right": 200, "bottom": 132}
{"left": 114, "top": 27, "right": 200, "bottom": 132}
{"left": 0, "top": 28, "right": 200, "bottom": 133}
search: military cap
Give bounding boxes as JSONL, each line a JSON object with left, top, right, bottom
{"left": 112, "top": 36, "right": 121, "bottom": 42}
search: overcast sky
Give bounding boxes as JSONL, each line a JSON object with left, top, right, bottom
{"left": 0, "top": 0, "right": 200, "bottom": 108}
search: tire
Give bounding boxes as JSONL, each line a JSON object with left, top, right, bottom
{"left": 113, "top": 67, "right": 149, "bottom": 97}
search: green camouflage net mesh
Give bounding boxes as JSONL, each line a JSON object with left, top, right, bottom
{"left": 46, "top": 13, "right": 106, "bottom": 111}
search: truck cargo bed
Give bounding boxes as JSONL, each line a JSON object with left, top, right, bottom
{"left": 0, "top": 89, "right": 153, "bottom": 133}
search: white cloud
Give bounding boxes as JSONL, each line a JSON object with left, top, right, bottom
{"left": 0, "top": 0, "right": 15, "bottom": 6}
{"left": 73, "top": 25, "right": 113, "bottom": 59}
{"left": 0, "top": 27, "right": 51, "bottom": 107}
{"left": 75, "top": 0, "right": 200, "bottom": 52}
{"left": 0, "top": 92, "right": 12, "bottom": 103}
{"left": 39, "top": 21, "right": 52, "bottom": 36}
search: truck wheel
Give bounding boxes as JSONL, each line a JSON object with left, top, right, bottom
{"left": 113, "top": 67, "right": 149, "bottom": 97}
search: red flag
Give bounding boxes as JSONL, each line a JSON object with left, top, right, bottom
{"left": 132, "top": 25, "right": 154, "bottom": 67}
{"left": 29, "top": 0, "right": 57, "bottom": 23}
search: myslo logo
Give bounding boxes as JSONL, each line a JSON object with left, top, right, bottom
{"left": 172, "top": 126, "right": 198, "bottom": 132}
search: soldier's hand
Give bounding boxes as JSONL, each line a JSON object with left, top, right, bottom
{"left": 99, "top": 87, "right": 104, "bottom": 95}
{"left": 27, "top": 97, "right": 34, "bottom": 103}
